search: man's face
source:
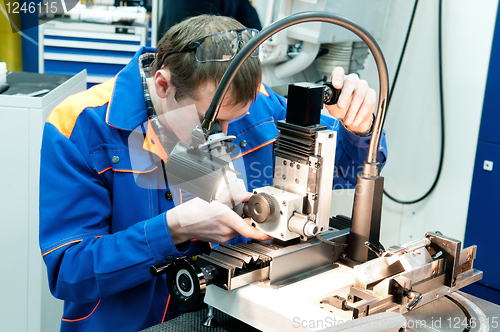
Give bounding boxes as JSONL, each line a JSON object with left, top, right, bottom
{"left": 169, "top": 83, "right": 251, "bottom": 135}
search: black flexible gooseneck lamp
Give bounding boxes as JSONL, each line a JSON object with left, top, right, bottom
{"left": 187, "top": 11, "right": 390, "bottom": 264}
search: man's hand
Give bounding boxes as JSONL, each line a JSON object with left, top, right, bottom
{"left": 326, "top": 67, "right": 376, "bottom": 136}
{"left": 167, "top": 190, "right": 271, "bottom": 244}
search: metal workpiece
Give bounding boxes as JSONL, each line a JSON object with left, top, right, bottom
{"left": 382, "top": 238, "right": 431, "bottom": 258}
{"left": 425, "top": 232, "right": 463, "bottom": 287}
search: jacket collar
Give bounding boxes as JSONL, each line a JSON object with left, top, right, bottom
{"left": 106, "top": 47, "right": 156, "bottom": 131}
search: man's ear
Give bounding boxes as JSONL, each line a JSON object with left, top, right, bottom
{"left": 154, "top": 69, "right": 172, "bottom": 99}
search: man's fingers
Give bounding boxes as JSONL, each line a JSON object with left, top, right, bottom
{"left": 343, "top": 80, "right": 368, "bottom": 126}
{"left": 230, "top": 216, "right": 272, "bottom": 241}
{"left": 352, "top": 89, "right": 376, "bottom": 127}
{"left": 330, "top": 67, "right": 345, "bottom": 89}
{"left": 217, "top": 187, "right": 252, "bottom": 204}
{"left": 337, "top": 74, "right": 358, "bottom": 112}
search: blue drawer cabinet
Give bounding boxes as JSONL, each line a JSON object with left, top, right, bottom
{"left": 464, "top": 141, "right": 500, "bottom": 290}
{"left": 39, "top": 19, "right": 147, "bottom": 87}
{"left": 463, "top": 2, "right": 500, "bottom": 305}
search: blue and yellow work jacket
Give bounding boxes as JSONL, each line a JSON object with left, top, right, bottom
{"left": 39, "top": 47, "right": 387, "bottom": 331}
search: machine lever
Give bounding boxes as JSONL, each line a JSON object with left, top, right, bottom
{"left": 364, "top": 241, "right": 385, "bottom": 257}
{"left": 405, "top": 289, "right": 422, "bottom": 311}
{"left": 149, "top": 261, "right": 173, "bottom": 277}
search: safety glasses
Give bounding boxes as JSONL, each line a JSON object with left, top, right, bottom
{"left": 161, "top": 28, "right": 259, "bottom": 63}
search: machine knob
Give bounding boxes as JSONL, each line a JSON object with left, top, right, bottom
{"left": 323, "top": 82, "right": 341, "bottom": 105}
{"left": 243, "top": 193, "right": 278, "bottom": 224}
{"left": 151, "top": 258, "right": 217, "bottom": 309}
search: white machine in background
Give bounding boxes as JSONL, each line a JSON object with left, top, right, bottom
{"left": 0, "top": 71, "right": 87, "bottom": 332}
{"left": 254, "top": 0, "right": 390, "bottom": 95}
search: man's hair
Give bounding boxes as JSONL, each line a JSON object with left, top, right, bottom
{"left": 154, "top": 15, "right": 261, "bottom": 106}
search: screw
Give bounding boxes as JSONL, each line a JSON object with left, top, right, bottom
{"left": 297, "top": 164, "right": 301, "bottom": 169}
{"left": 282, "top": 174, "right": 286, "bottom": 179}
{"left": 283, "top": 160, "right": 287, "bottom": 166}
{"left": 295, "top": 178, "right": 299, "bottom": 184}
{"left": 280, "top": 211, "right": 283, "bottom": 215}
{"left": 280, "top": 233, "right": 284, "bottom": 238}
{"left": 290, "top": 162, "right": 294, "bottom": 168}
{"left": 328, "top": 133, "right": 334, "bottom": 138}
{"left": 282, "top": 201, "right": 287, "bottom": 206}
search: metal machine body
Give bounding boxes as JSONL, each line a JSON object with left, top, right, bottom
{"left": 202, "top": 231, "right": 486, "bottom": 332}
{"left": 148, "top": 12, "right": 492, "bottom": 332}
{"left": 152, "top": 81, "right": 346, "bottom": 304}
{"left": 250, "top": 122, "right": 337, "bottom": 242}
{"left": 196, "top": 229, "right": 348, "bottom": 292}
{"left": 322, "top": 232, "right": 482, "bottom": 319}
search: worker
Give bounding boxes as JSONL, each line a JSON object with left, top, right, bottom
{"left": 39, "top": 14, "right": 387, "bottom": 331}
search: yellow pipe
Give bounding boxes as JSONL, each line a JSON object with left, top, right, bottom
{"left": 0, "top": 0, "right": 23, "bottom": 71}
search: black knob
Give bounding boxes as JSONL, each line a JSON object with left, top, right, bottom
{"left": 323, "top": 82, "right": 341, "bottom": 105}
{"left": 163, "top": 258, "right": 215, "bottom": 309}
{"left": 243, "top": 193, "right": 278, "bottom": 224}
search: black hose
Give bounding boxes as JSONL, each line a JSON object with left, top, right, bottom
{"left": 203, "top": 11, "right": 390, "bottom": 168}
{"left": 383, "top": 0, "right": 446, "bottom": 204}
